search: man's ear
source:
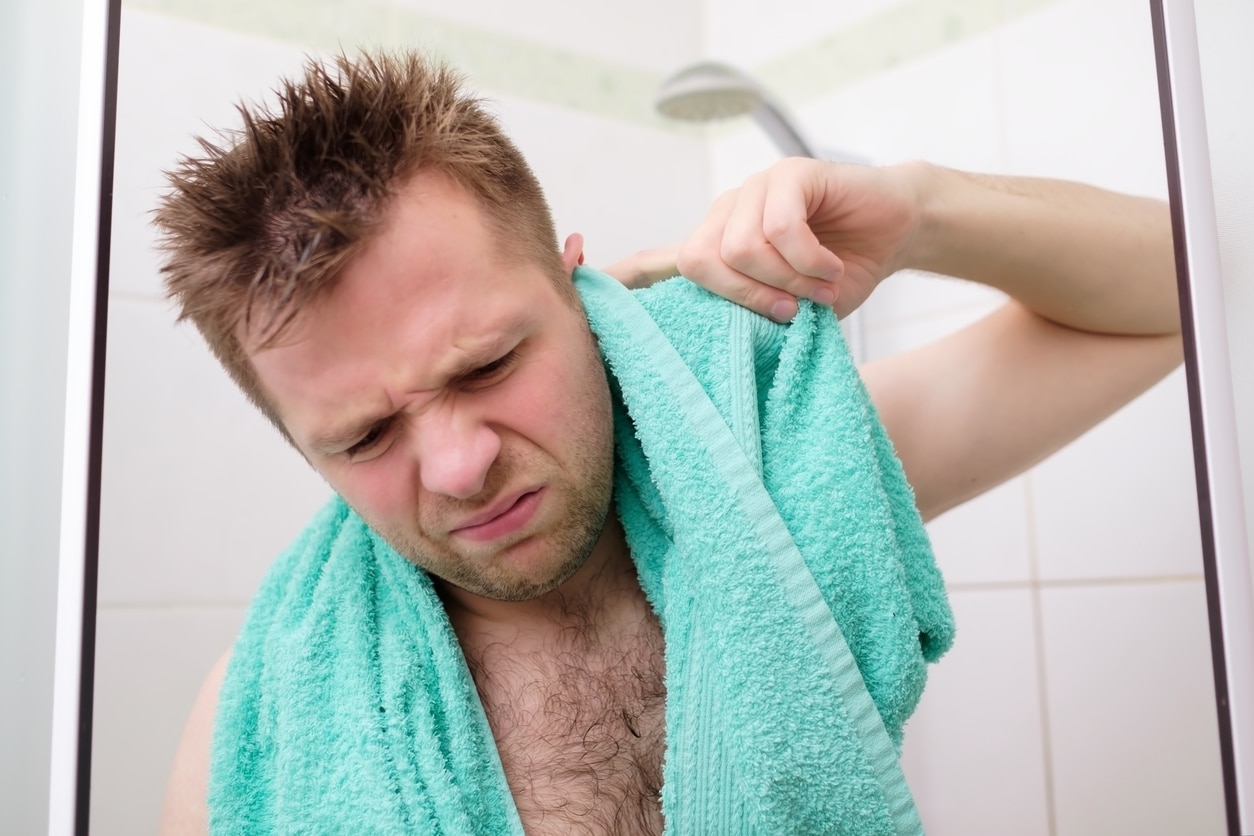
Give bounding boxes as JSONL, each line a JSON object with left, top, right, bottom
{"left": 561, "top": 233, "right": 585, "bottom": 274}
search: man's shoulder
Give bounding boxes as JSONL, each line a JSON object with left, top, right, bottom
{"left": 160, "top": 650, "right": 231, "bottom": 835}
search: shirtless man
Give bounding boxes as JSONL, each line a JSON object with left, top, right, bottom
{"left": 157, "top": 52, "right": 1180, "bottom": 834}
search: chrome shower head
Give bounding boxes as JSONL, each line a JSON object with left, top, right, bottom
{"left": 655, "top": 62, "right": 765, "bottom": 120}
{"left": 654, "top": 61, "right": 817, "bottom": 158}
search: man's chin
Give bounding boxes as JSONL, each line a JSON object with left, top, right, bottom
{"left": 385, "top": 485, "right": 613, "bottom": 605}
{"left": 444, "top": 547, "right": 591, "bottom": 603}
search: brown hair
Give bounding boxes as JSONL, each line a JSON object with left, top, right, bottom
{"left": 153, "top": 51, "right": 565, "bottom": 435}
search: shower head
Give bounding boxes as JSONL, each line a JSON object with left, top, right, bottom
{"left": 654, "top": 62, "right": 817, "bottom": 158}
{"left": 655, "top": 62, "right": 765, "bottom": 121}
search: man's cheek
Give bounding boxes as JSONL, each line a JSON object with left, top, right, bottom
{"left": 527, "top": 360, "right": 584, "bottom": 423}
{"left": 342, "top": 464, "right": 421, "bottom": 524}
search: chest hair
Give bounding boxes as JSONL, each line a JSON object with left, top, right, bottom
{"left": 466, "top": 608, "right": 667, "bottom": 836}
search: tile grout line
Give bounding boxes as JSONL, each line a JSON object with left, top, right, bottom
{"left": 96, "top": 601, "right": 253, "bottom": 613}
{"left": 110, "top": 289, "right": 167, "bottom": 303}
{"left": 945, "top": 572, "right": 1205, "bottom": 593}
{"left": 1024, "top": 472, "right": 1059, "bottom": 836}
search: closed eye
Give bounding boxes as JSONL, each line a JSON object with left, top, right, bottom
{"left": 461, "top": 350, "right": 519, "bottom": 385}
{"left": 345, "top": 422, "right": 390, "bottom": 459}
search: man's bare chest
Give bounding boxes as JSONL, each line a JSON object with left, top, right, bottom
{"left": 468, "top": 615, "right": 667, "bottom": 835}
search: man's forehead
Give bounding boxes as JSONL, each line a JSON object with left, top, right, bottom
{"left": 240, "top": 191, "right": 483, "bottom": 340}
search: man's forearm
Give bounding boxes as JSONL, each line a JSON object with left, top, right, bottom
{"left": 899, "top": 162, "right": 1180, "bottom": 337}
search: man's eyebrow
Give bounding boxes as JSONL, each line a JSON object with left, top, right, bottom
{"left": 442, "top": 330, "right": 525, "bottom": 378}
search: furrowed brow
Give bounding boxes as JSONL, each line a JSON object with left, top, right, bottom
{"left": 440, "top": 332, "right": 519, "bottom": 380}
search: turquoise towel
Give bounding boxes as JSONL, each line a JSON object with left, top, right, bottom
{"left": 208, "top": 267, "right": 954, "bottom": 834}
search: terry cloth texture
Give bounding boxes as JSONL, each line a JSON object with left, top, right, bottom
{"left": 208, "top": 267, "right": 954, "bottom": 835}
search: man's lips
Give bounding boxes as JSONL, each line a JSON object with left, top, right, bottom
{"left": 449, "top": 487, "right": 544, "bottom": 543}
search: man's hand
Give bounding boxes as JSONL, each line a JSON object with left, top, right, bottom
{"left": 599, "top": 157, "right": 1181, "bottom": 520}
{"left": 675, "top": 158, "right": 920, "bottom": 322}
{"left": 598, "top": 159, "right": 921, "bottom": 323}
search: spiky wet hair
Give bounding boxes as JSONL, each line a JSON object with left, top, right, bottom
{"left": 153, "top": 51, "right": 563, "bottom": 435}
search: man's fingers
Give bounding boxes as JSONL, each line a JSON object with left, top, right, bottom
{"left": 676, "top": 242, "right": 799, "bottom": 322}
{"left": 672, "top": 166, "right": 853, "bottom": 320}
{"left": 715, "top": 169, "right": 845, "bottom": 305}
{"left": 761, "top": 163, "right": 845, "bottom": 283}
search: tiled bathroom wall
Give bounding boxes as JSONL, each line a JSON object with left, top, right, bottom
{"left": 93, "top": 0, "right": 1226, "bottom": 833}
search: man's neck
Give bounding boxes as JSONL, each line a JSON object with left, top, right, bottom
{"left": 437, "top": 516, "right": 641, "bottom": 653}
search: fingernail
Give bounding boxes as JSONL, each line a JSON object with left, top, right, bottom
{"left": 769, "top": 299, "right": 797, "bottom": 322}
{"left": 808, "top": 286, "right": 836, "bottom": 306}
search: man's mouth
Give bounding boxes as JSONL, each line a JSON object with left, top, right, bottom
{"left": 449, "top": 487, "right": 545, "bottom": 543}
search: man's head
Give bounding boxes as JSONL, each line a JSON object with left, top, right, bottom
{"left": 154, "top": 51, "right": 617, "bottom": 604}
{"left": 154, "top": 51, "right": 570, "bottom": 436}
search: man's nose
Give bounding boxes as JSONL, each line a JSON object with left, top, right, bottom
{"left": 414, "top": 408, "right": 501, "bottom": 500}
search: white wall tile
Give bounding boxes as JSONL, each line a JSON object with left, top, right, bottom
{"left": 799, "top": 31, "right": 1002, "bottom": 170}
{"left": 703, "top": 0, "right": 910, "bottom": 68}
{"left": 1039, "top": 580, "right": 1226, "bottom": 835}
{"left": 487, "top": 94, "right": 711, "bottom": 266}
{"left": 705, "top": 20, "right": 1002, "bottom": 194}
{"left": 90, "top": 605, "right": 249, "bottom": 836}
{"left": 382, "top": 0, "right": 702, "bottom": 73}
{"left": 99, "top": 298, "right": 331, "bottom": 605}
{"left": 994, "top": 0, "right": 1167, "bottom": 196}
{"left": 1032, "top": 369, "right": 1202, "bottom": 581}
{"left": 708, "top": 125, "right": 792, "bottom": 195}
{"left": 902, "top": 588, "right": 1051, "bottom": 836}
{"left": 927, "top": 477, "right": 1032, "bottom": 586}
{"left": 705, "top": 28, "right": 1004, "bottom": 187}
{"left": 860, "top": 270, "right": 1007, "bottom": 328}
{"left": 697, "top": 0, "right": 1168, "bottom": 193}
{"left": 861, "top": 299, "right": 1004, "bottom": 362}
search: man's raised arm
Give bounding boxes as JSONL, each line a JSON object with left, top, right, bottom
{"left": 611, "top": 159, "right": 1181, "bottom": 520}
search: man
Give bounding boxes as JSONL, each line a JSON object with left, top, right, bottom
{"left": 157, "top": 51, "right": 1180, "bottom": 834}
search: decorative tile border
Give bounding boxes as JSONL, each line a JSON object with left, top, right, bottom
{"left": 760, "top": 0, "right": 1057, "bottom": 102}
{"left": 123, "top": 0, "right": 1059, "bottom": 128}
{"left": 122, "top": 0, "right": 672, "bottom": 126}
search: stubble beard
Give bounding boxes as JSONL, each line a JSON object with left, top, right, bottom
{"left": 382, "top": 444, "right": 614, "bottom": 602}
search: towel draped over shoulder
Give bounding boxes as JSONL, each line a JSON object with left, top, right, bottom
{"left": 208, "top": 268, "right": 954, "bottom": 835}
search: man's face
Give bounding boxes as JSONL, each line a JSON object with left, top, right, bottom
{"left": 247, "top": 170, "right": 615, "bottom": 603}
